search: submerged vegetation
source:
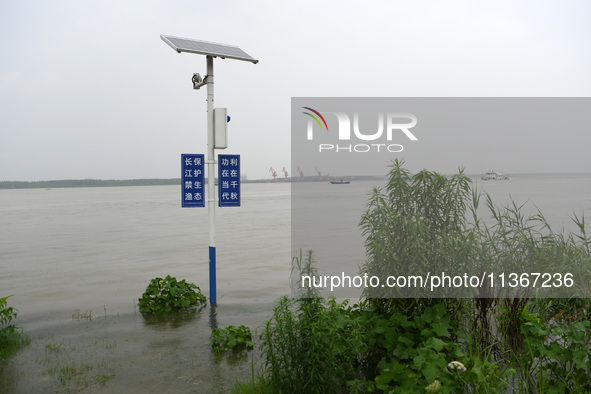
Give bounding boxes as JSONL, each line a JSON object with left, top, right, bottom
{"left": 138, "top": 275, "right": 207, "bottom": 314}
{"left": 42, "top": 340, "right": 117, "bottom": 391}
{"left": 210, "top": 325, "right": 255, "bottom": 354}
{"left": 237, "top": 160, "right": 591, "bottom": 393}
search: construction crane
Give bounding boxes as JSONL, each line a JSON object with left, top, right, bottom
{"left": 269, "top": 167, "right": 277, "bottom": 182}
{"left": 314, "top": 167, "right": 322, "bottom": 181}
{"left": 296, "top": 167, "right": 304, "bottom": 181}
{"left": 282, "top": 167, "right": 289, "bottom": 182}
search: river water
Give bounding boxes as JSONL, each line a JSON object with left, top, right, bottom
{"left": 1, "top": 183, "right": 290, "bottom": 393}
{"left": 1, "top": 175, "right": 590, "bottom": 392}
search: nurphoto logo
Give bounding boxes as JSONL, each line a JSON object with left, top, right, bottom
{"left": 302, "top": 107, "right": 418, "bottom": 153}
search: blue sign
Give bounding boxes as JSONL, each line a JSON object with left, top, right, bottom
{"left": 218, "top": 154, "right": 240, "bottom": 207}
{"left": 181, "top": 154, "right": 205, "bottom": 207}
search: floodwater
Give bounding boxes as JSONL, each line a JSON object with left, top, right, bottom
{"left": 1, "top": 175, "right": 590, "bottom": 392}
{"left": 1, "top": 183, "right": 290, "bottom": 393}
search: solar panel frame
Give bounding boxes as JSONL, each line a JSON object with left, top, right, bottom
{"left": 161, "top": 35, "right": 258, "bottom": 64}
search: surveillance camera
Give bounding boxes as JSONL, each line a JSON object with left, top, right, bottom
{"left": 192, "top": 73, "right": 203, "bottom": 89}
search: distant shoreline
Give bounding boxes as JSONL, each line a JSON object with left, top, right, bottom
{"left": 1, "top": 173, "right": 589, "bottom": 190}
{"left": 0, "top": 176, "right": 379, "bottom": 189}
{"left": 0, "top": 179, "right": 182, "bottom": 189}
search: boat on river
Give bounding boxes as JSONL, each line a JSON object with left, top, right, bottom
{"left": 481, "top": 170, "right": 510, "bottom": 180}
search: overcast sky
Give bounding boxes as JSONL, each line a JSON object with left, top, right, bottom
{"left": 1, "top": 0, "right": 590, "bottom": 181}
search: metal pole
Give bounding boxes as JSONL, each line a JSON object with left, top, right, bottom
{"left": 206, "top": 55, "right": 217, "bottom": 305}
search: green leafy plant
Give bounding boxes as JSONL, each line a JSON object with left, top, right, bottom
{"left": 0, "top": 296, "right": 17, "bottom": 328}
{"left": 370, "top": 303, "right": 465, "bottom": 393}
{"left": 0, "top": 295, "right": 28, "bottom": 362}
{"left": 514, "top": 318, "right": 591, "bottom": 392}
{"left": 261, "top": 295, "right": 365, "bottom": 394}
{"left": 210, "top": 325, "right": 254, "bottom": 354}
{"left": 138, "top": 275, "right": 206, "bottom": 314}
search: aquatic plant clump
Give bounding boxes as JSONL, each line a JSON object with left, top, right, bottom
{"left": 210, "top": 325, "right": 254, "bottom": 354}
{"left": 138, "top": 275, "right": 206, "bottom": 314}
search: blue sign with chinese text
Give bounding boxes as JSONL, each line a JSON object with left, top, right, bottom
{"left": 218, "top": 154, "right": 240, "bottom": 207}
{"left": 181, "top": 154, "right": 205, "bottom": 207}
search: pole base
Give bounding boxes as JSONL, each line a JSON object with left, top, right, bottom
{"left": 209, "top": 246, "right": 217, "bottom": 304}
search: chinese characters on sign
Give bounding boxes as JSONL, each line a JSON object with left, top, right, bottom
{"left": 218, "top": 154, "right": 240, "bottom": 207}
{"left": 181, "top": 154, "right": 205, "bottom": 207}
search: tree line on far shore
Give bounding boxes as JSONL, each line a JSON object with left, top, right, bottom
{"left": 0, "top": 179, "right": 181, "bottom": 189}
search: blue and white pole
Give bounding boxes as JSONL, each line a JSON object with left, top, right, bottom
{"left": 206, "top": 55, "right": 217, "bottom": 305}
{"left": 161, "top": 35, "right": 257, "bottom": 306}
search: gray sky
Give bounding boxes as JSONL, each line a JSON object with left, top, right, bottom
{"left": 1, "top": 0, "right": 590, "bottom": 181}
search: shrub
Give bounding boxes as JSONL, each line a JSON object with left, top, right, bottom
{"left": 138, "top": 275, "right": 206, "bottom": 314}
{"left": 259, "top": 252, "right": 364, "bottom": 393}
{"left": 261, "top": 295, "right": 365, "bottom": 394}
{"left": 360, "top": 159, "right": 474, "bottom": 304}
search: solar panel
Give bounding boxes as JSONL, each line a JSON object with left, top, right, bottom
{"left": 161, "top": 35, "right": 258, "bottom": 64}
